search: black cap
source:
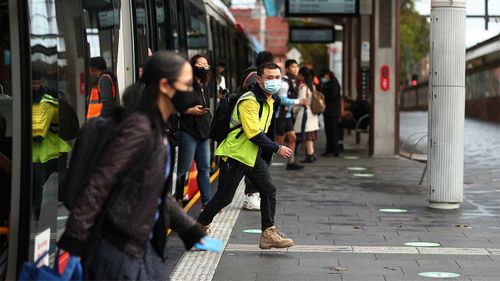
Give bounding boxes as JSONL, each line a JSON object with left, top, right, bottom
{"left": 89, "top": 57, "right": 107, "bottom": 71}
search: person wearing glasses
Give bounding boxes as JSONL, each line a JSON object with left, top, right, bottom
{"left": 174, "top": 54, "right": 213, "bottom": 210}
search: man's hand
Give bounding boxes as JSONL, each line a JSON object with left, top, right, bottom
{"left": 184, "top": 105, "right": 207, "bottom": 116}
{"left": 277, "top": 145, "right": 293, "bottom": 159}
{"left": 298, "top": 98, "right": 308, "bottom": 106}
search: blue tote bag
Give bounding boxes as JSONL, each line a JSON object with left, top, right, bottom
{"left": 19, "top": 250, "right": 82, "bottom": 281}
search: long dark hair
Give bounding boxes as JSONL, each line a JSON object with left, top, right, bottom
{"left": 190, "top": 54, "right": 210, "bottom": 85}
{"left": 122, "top": 51, "right": 188, "bottom": 134}
{"left": 299, "top": 66, "right": 314, "bottom": 92}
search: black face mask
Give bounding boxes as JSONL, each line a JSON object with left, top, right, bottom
{"left": 171, "top": 88, "right": 191, "bottom": 112}
{"left": 193, "top": 67, "right": 208, "bottom": 79}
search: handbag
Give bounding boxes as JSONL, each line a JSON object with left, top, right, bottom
{"left": 19, "top": 250, "right": 82, "bottom": 281}
{"left": 309, "top": 87, "right": 326, "bottom": 115}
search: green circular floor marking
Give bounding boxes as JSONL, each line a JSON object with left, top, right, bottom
{"left": 343, "top": 156, "right": 360, "bottom": 160}
{"left": 378, "top": 208, "right": 407, "bottom": 213}
{"left": 418, "top": 272, "right": 460, "bottom": 278}
{"left": 404, "top": 242, "right": 441, "bottom": 247}
{"left": 347, "top": 167, "right": 367, "bottom": 171}
{"left": 353, "top": 173, "right": 374, "bottom": 177}
{"left": 243, "top": 229, "right": 262, "bottom": 234}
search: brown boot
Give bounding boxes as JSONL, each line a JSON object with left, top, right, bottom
{"left": 197, "top": 222, "right": 210, "bottom": 235}
{"left": 259, "top": 226, "right": 294, "bottom": 249}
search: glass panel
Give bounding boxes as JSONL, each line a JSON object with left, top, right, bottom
{"left": 186, "top": 1, "right": 207, "bottom": 55}
{"left": 134, "top": 0, "right": 150, "bottom": 75}
{"left": 169, "top": 1, "right": 179, "bottom": 51}
{"left": 155, "top": 0, "right": 167, "bottom": 50}
{"left": 26, "top": 0, "right": 121, "bottom": 263}
{"left": 29, "top": 0, "right": 65, "bottom": 262}
{"left": 0, "top": 0, "right": 12, "bottom": 278}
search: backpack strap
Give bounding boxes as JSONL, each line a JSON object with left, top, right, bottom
{"left": 97, "top": 74, "right": 117, "bottom": 103}
{"left": 235, "top": 100, "right": 264, "bottom": 139}
{"left": 283, "top": 76, "right": 295, "bottom": 98}
{"left": 242, "top": 71, "right": 256, "bottom": 89}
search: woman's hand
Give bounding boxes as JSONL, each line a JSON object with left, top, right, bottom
{"left": 184, "top": 105, "right": 207, "bottom": 116}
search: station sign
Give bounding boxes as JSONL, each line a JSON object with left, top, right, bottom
{"left": 285, "top": 0, "right": 359, "bottom": 17}
{"left": 289, "top": 26, "right": 336, "bottom": 43}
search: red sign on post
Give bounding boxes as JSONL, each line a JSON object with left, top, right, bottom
{"left": 380, "top": 65, "right": 390, "bottom": 92}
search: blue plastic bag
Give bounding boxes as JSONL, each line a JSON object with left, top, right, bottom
{"left": 19, "top": 250, "right": 82, "bottom": 281}
{"left": 194, "top": 236, "right": 224, "bottom": 252}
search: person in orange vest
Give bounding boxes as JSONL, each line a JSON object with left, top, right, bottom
{"left": 87, "top": 57, "right": 118, "bottom": 119}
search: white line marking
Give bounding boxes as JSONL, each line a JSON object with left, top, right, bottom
{"left": 170, "top": 181, "right": 246, "bottom": 281}
{"left": 225, "top": 243, "right": 500, "bottom": 256}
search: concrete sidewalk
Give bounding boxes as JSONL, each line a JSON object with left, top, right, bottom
{"left": 170, "top": 125, "right": 500, "bottom": 281}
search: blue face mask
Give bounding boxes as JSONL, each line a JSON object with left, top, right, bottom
{"left": 263, "top": 79, "right": 281, "bottom": 94}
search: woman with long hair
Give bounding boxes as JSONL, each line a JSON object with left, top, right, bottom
{"left": 175, "top": 54, "right": 212, "bottom": 209}
{"left": 58, "top": 51, "right": 206, "bottom": 280}
{"left": 293, "top": 66, "right": 320, "bottom": 163}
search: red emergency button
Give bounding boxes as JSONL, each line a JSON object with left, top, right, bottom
{"left": 380, "top": 65, "right": 390, "bottom": 92}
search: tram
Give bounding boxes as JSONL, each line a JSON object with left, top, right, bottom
{"left": 0, "top": 0, "right": 261, "bottom": 279}
{"left": 400, "top": 34, "right": 500, "bottom": 124}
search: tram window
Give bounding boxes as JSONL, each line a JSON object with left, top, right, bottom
{"left": 84, "top": 1, "right": 121, "bottom": 77}
{"left": 186, "top": 1, "right": 208, "bottom": 53}
{"left": 155, "top": 0, "right": 167, "bottom": 51}
{"left": 0, "top": 1, "right": 12, "bottom": 277}
{"left": 29, "top": 0, "right": 64, "bottom": 262}
{"left": 24, "top": 0, "right": 121, "bottom": 263}
{"left": 134, "top": 0, "right": 150, "bottom": 76}
{"left": 170, "top": 2, "right": 180, "bottom": 51}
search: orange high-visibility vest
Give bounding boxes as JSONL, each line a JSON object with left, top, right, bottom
{"left": 86, "top": 74, "right": 116, "bottom": 119}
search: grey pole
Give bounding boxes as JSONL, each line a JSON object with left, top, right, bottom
{"left": 428, "top": 0, "right": 466, "bottom": 209}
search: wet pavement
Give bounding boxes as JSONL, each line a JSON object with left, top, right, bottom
{"left": 168, "top": 112, "right": 500, "bottom": 281}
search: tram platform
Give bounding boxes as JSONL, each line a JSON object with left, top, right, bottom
{"left": 167, "top": 112, "right": 500, "bottom": 281}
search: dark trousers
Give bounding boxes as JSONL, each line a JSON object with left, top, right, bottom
{"left": 324, "top": 115, "right": 340, "bottom": 155}
{"left": 198, "top": 157, "right": 276, "bottom": 230}
{"left": 244, "top": 176, "right": 258, "bottom": 194}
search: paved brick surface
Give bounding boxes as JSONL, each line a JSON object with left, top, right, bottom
{"left": 206, "top": 112, "right": 500, "bottom": 281}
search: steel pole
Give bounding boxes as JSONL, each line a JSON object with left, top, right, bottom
{"left": 428, "top": 0, "right": 466, "bottom": 209}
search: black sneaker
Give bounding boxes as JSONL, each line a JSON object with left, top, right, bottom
{"left": 300, "top": 155, "right": 315, "bottom": 163}
{"left": 287, "top": 162, "right": 305, "bottom": 170}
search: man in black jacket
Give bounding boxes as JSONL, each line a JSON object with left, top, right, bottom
{"left": 319, "top": 69, "right": 342, "bottom": 157}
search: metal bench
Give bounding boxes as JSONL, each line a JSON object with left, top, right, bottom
{"left": 355, "top": 114, "right": 370, "bottom": 149}
{"left": 399, "top": 132, "right": 428, "bottom": 185}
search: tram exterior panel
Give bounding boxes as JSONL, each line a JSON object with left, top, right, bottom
{"left": 400, "top": 34, "right": 500, "bottom": 123}
{"left": 0, "top": 0, "right": 260, "bottom": 279}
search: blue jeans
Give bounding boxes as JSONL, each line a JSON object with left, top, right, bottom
{"left": 177, "top": 131, "right": 211, "bottom": 205}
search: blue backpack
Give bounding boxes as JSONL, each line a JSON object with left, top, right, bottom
{"left": 19, "top": 250, "right": 82, "bottom": 281}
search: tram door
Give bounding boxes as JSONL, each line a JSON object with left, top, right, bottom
{"left": 132, "top": 0, "right": 171, "bottom": 78}
{"left": 0, "top": 0, "right": 13, "bottom": 279}
{"left": 5, "top": 0, "right": 124, "bottom": 279}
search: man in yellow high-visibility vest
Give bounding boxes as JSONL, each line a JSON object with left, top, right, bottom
{"left": 198, "top": 62, "right": 295, "bottom": 249}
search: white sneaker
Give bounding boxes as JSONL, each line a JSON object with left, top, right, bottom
{"left": 243, "top": 193, "right": 260, "bottom": 210}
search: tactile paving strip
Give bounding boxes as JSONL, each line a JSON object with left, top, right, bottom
{"left": 170, "top": 181, "right": 245, "bottom": 281}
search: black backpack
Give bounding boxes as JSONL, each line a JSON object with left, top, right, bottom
{"left": 62, "top": 114, "right": 121, "bottom": 210}
{"left": 209, "top": 90, "right": 263, "bottom": 143}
